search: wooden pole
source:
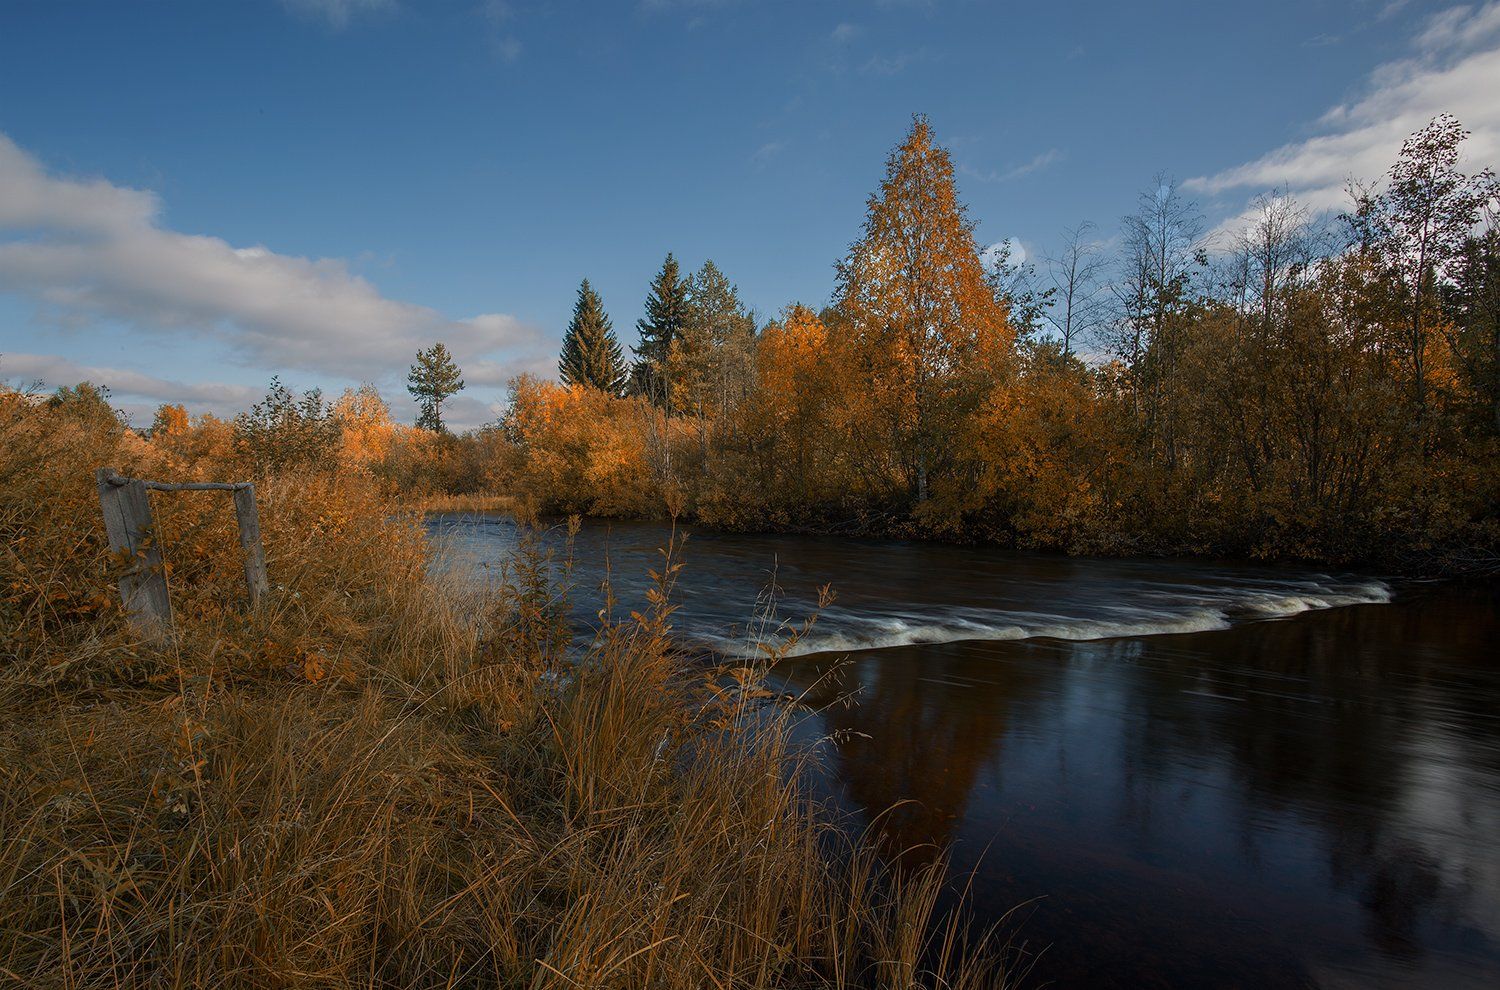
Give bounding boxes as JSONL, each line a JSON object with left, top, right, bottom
{"left": 95, "top": 467, "right": 173, "bottom": 634}
{"left": 232, "top": 484, "right": 270, "bottom": 608}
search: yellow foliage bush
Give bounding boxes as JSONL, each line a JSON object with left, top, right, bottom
{"left": 503, "top": 375, "right": 660, "bottom": 517}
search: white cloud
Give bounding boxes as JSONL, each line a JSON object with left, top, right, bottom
{"left": 831, "top": 22, "right": 860, "bottom": 44}
{"left": 1379, "top": 0, "right": 1413, "bottom": 21}
{"left": 480, "top": 1, "right": 523, "bottom": 62}
{"left": 443, "top": 394, "right": 509, "bottom": 431}
{"left": 638, "top": 0, "right": 733, "bottom": 12}
{"left": 751, "top": 140, "right": 786, "bottom": 166}
{"left": 493, "top": 35, "right": 523, "bottom": 61}
{"left": 1411, "top": 1, "right": 1500, "bottom": 51}
{"left": 480, "top": 0, "right": 513, "bottom": 22}
{"left": 860, "top": 48, "right": 930, "bottom": 75}
{"left": 981, "top": 238, "right": 1025, "bottom": 268}
{"left": 961, "top": 148, "right": 1064, "bottom": 184}
{"left": 1187, "top": 2, "right": 1500, "bottom": 229}
{"left": 0, "top": 132, "right": 548, "bottom": 395}
{"left": 0, "top": 352, "right": 262, "bottom": 420}
{"left": 279, "top": 0, "right": 396, "bottom": 29}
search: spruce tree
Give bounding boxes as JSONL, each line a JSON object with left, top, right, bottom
{"left": 407, "top": 342, "right": 465, "bottom": 432}
{"left": 672, "top": 259, "right": 757, "bottom": 418}
{"left": 630, "top": 252, "right": 691, "bottom": 406}
{"left": 558, "top": 278, "right": 627, "bottom": 394}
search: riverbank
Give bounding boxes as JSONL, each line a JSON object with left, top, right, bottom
{"left": 0, "top": 390, "right": 1009, "bottom": 989}
{"left": 404, "top": 491, "right": 519, "bottom": 515}
{"left": 450, "top": 491, "right": 1499, "bottom": 580}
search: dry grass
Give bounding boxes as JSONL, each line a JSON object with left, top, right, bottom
{"left": 0, "top": 389, "right": 1010, "bottom": 989}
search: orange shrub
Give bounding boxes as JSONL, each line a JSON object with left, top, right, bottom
{"left": 503, "top": 375, "right": 659, "bottom": 517}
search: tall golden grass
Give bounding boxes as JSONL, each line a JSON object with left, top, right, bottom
{"left": 0, "top": 387, "right": 1009, "bottom": 989}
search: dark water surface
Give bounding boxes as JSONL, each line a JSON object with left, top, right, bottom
{"left": 429, "top": 513, "right": 1500, "bottom": 989}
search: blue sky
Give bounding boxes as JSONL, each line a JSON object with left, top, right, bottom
{"left": 3, "top": 0, "right": 1498, "bottom": 428}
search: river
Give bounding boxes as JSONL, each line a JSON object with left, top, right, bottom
{"left": 428, "top": 512, "right": 1500, "bottom": 989}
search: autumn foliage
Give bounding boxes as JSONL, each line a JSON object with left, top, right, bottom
{"left": 75, "top": 115, "right": 1494, "bottom": 572}
{"left": 498, "top": 115, "right": 1500, "bottom": 571}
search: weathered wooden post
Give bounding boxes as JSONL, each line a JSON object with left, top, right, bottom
{"left": 95, "top": 467, "right": 173, "bottom": 634}
{"left": 96, "top": 469, "right": 270, "bottom": 633}
{"left": 233, "top": 484, "right": 270, "bottom": 608}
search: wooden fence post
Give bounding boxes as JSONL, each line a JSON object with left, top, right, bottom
{"left": 233, "top": 484, "right": 270, "bottom": 608}
{"left": 95, "top": 467, "right": 173, "bottom": 634}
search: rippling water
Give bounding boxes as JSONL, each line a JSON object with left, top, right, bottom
{"left": 428, "top": 512, "right": 1500, "bottom": 989}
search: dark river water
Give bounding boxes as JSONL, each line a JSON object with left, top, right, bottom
{"left": 428, "top": 512, "right": 1500, "bottom": 989}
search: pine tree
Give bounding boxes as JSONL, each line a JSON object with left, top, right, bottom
{"left": 630, "top": 253, "right": 691, "bottom": 407}
{"left": 558, "top": 279, "right": 627, "bottom": 394}
{"left": 407, "top": 342, "right": 465, "bottom": 432}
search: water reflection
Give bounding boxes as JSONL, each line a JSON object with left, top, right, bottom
{"left": 429, "top": 514, "right": 1500, "bottom": 988}
{"left": 774, "top": 586, "right": 1500, "bottom": 988}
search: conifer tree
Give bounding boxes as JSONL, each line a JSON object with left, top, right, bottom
{"left": 407, "top": 342, "right": 465, "bottom": 433}
{"left": 671, "top": 259, "right": 757, "bottom": 419}
{"left": 630, "top": 253, "right": 691, "bottom": 407}
{"left": 559, "top": 279, "right": 627, "bottom": 394}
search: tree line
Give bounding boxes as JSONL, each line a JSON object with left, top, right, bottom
{"left": 504, "top": 113, "right": 1499, "bottom": 569}
{"left": 36, "top": 112, "right": 1496, "bottom": 570}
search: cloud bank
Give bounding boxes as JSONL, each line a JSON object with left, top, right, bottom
{"left": 1187, "top": 1, "right": 1500, "bottom": 224}
{"left": 1, "top": 353, "right": 261, "bottom": 412}
{"left": 0, "top": 132, "right": 549, "bottom": 426}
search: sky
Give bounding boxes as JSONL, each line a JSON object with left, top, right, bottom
{"left": 3, "top": 0, "right": 1499, "bottom": 429}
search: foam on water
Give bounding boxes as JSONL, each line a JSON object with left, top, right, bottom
{"left": 422, "top": 513, "right": 1395, "bottom": 662}
{"left": 718, "top": 578, "right": 1392, "bottom": 658}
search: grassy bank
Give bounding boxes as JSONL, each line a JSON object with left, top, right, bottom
{"left": 0, "top": 387, "right": 1007, "bottom": 988}
{"left": 406, "top": 493, "right": 519, "bottom": 516}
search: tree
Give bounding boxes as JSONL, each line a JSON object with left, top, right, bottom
{"left": 559, "top": 279, "right": 627, "bottom": 394}
{"left": 332, "top": 383, "right": 396, "bottom": 470}
{"left": 148, "top": 404, "right": 235, "bottom": 471}
{"left": 630, "top": 253, "right": 690, "bottom": 407}
{"left": 235, "top": 378, "right": 339, "bottom": 473}
{"left": 501, "top": 373, "right": 655, "bottom": 517}
{"left": 986, "top": 240, "right": 1053, "bottom": 341}
{"left": 1111, "top": 172, "right": 1205, "bottom": 462}
{"left": 744, "top": 304, "right": 842, "bottom": 511}
{"left": 1444, "top": 213, "right": 1500, "bottom": 431}
{"left": 963, "top": 340, "right": 1123, "bottom": 547}
{"left": 1044, "top": 221, "right": 1108, "bottom": 357}
{"left": 408, "top": 343, "right": 465, "bottom": 432}
{"left": 1346, "top": 114, "right": 1499, "bottom": 424}
{"left": 1207, "top": 194, "right": 1324, "bottom": 493}
{"left": 149, "top": 403, "right": 190, "bottom": 439}
{"left": 833, "top": 115, "right": 1014, "bottom": 505}
{"left": 670, "top": 259, "right": 757, "bottom": 421}
{"left": 46, "top": 382, "right": 121, "bottom": 433}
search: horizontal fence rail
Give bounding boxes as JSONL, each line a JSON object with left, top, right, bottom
{"left": 134, "top": 480, "right": 253, "bottom": 492}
